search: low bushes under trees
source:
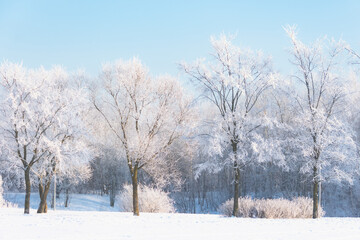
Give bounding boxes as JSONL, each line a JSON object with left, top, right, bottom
{"left": 0, "top": 176, "right": 4, "bottom": 206}
{"left": 0, "top": 176, "right": 17, "bottom": 208}
{"left": 219, "top": 197, "right": 325, "bottom": 218}
{"left": 117, "top": 184, "right": 175, "bottom": 213}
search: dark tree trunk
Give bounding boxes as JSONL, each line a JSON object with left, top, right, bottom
{"left": 56, "top": 182, "right": 60, "bottom": 199}
{"left": 110, "top": 181, "right": 115, "bottom": 207}
{"left": 51, "top": 195, "right": 54, "bottom": 209}
{"left": 232, "top": 141, "right": 240, "bottom": 217}
{"left": 24, "top": 168, "right": 31, "bottom": 214}
{"left": 110, "top": 196, "right": 115, "bottom": 207}
{"left": 37, "top": 180, "right": 51, "bottom": 213}
{"left": 313, "top": 166, "right": 320, "bottom": 218}
{"left": 131, "top": 168, "right": 139, "bottom": 216}
{"left": 38, "top": 181, "right": 43, "bottom": 207}
{"left": 233, "top": 163, "right": 240, "bottom": 217}
{"left": 65, "top": 188, "right": 70, "bottom": 207}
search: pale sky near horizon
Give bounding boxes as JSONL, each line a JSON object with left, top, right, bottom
{"left": 0, "top": 0, "right": 360, "bottom": 82}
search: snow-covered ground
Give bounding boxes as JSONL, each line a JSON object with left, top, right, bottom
{"left": 1, "top": 193, "right": 360, "bottom": 239}
{"left": 0, "top": 208, "right": 360, "bottom": 240}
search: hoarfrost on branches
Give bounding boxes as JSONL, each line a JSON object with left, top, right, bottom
{"left": 0, "top": 62, "right": 92, "bottom": 214}
{"left": 181, "top": 34, "right": 283, "bottom": 216}
{"left": 283, "top": 25, "right": 359, "bottom": 218}
{"left": 92, "top": 57, "right": 194, "bottom": 215}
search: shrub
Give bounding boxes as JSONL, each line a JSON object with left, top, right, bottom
{"left": 0, "top": 176, "right": 17, "bottom": 208}
{"left": 0, "top": 176, "right": 3, "bottom": 206}
{"left": 218, "top": 197, "right": 325, "bottom": 218}
{"left": 117, "top": 184, "right": 175, "bottom": 213}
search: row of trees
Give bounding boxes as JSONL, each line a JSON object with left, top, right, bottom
{"left": 1, "top": 26, "right": 360, "bottom": 218}
{"left": 182, "top": 26, "right": 360, "bottom": 218}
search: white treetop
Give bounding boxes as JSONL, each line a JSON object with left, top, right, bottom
{"left": 93, "top": 58, "right": 193, "bottom": 176}
{"left": 92, "top": 57, "right": 194, "bottom": 215}
{"left": 284, "top": 26, "right": 358, "bottom": 184}
{"left": 181, "top": 34, "right": 282, "bottom": 173}
{"left": 0, "top": 62, "right": 91, "bottom": 178}
{"left": 0, "top": 62, "right": 92, "bottom": 213}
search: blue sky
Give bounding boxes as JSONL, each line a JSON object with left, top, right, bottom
{"left": 0, "top": 0, "right": 359, "bottom": 80}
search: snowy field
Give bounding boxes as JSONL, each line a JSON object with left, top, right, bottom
{"left": 3, "top": 192, "right": 120, "bottom": 212}
{"left": 1, "top": 193, "right": 360, "bottom": 240}
{"left": 0, "top": 208, "right": 360, "bottom": 240}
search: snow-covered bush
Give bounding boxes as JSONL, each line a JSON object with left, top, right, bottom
{"left": 219, "top": 197, "right": 324, "bottom": 218}
{"left": 218, "top": 197, "right": 253, "bottom": 217}
{"left": 0, "top": 176, "right": 4, "bottom": 206}
{"left": 117, "top": 184, "right": 175, "bottom": 213}
{"left": 0, "top": 176, "right": 17, "bottom": 208}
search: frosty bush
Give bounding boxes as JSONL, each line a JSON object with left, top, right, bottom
{"left": 219, "top": 197, "right": 325, "bottom": 218}
{"left": 0, "top": 176, "right": 4, "bottom": 206}
{"left": 0, "top": 176, "right": 17, "bottom": 208}
{"left": 117, "top": 184, "right": 175, "bottom": 213}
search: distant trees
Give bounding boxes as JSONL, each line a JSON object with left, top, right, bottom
{"left": 92, "top": 58, "right": 194, "bottom": 216}
{"left": 89, "top": 149, "right": 125, "bottom": 206}
{"left": 85, "top": 106, "right": 127, "bottom": 205}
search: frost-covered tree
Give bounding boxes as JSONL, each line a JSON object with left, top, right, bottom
{"left": 92, "top": 58, "right": 193, "bottom": 216}
{"left": 181, "top": 35, "right": 282, "bottom": 216}
{"left": 34, "top": 128, "right": 91, "bottom": 213}
{"left": 33, "top": 72, "right": 92, "bottom": 213}
{"left": 0, "top": 62, "right": 92, "bottom": 214}
{"left": 284, "top": 26, "right": 358, "bottom": 218}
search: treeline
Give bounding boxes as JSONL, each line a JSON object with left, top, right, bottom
{"left": 1, "top": 26, "right": 360, "bottom": 217}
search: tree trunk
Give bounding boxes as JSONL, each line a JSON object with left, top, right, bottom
{"left": 37, "top": 181, "right": 44, "bottom": 210}
{"left": 232, "top": 141, "right": 240, "bottom": 217}
{"left": 37, "top": 180, "right": 51, "bottom": 213}
{"left": 56, "top": 181, "right": 60, "bottom": 199}
{"left": 313, "top": 166, "right": 320, "bottom": 218}
{"left": 233, "top": 163, "right": 240, "bottom": 217}
{"left": 65, "top": 188, "right": 70, "bottom": 207}
{"left": 131, "top": 168, "right": 139, "bottom": 216}
{"left": 24, "top": 168, "right": 31, "bottom": 214}
{"left": 51, "top": 194, "right": 54, "bottom": 209}
{"left": 110, "top": 181, "right": 115, "bottom": 207}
